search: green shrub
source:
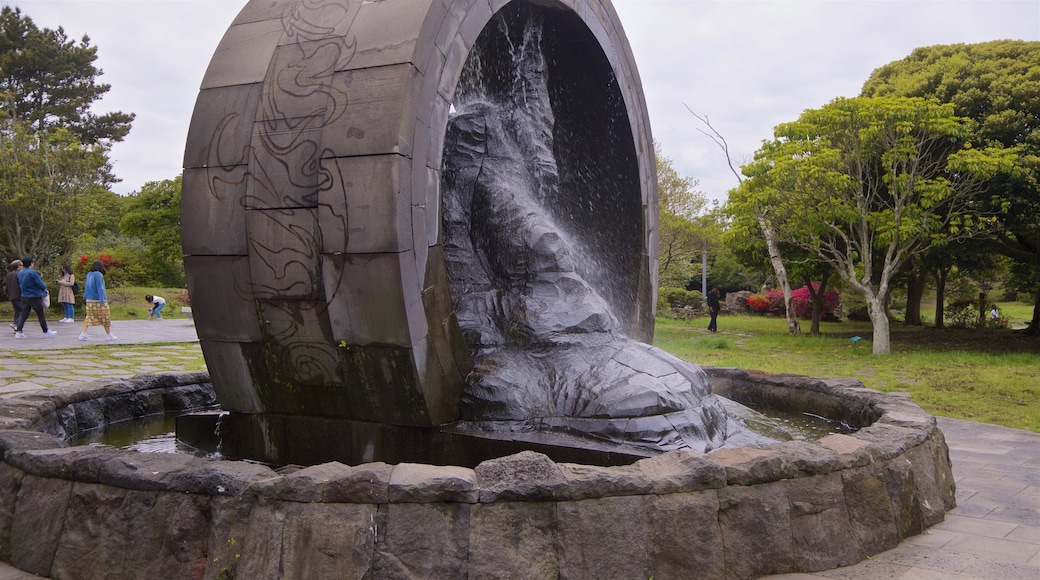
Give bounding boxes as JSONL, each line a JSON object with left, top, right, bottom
{"left": 74, "top": 233, "right": 184, "bottom": 288}
{"left": 657, "top": 287, "right": 704, "bottom": 317}
{"left": 945, "top": 300, "right": 978, "bottom": 328}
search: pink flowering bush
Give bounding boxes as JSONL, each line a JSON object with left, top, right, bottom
{"left": 791, "top": 283, "right": 841, "bottom": 319}
{"left": 747, "top": 288, "right": 787, "bottom": 315}
{"left": 745, "top": 293, "right": 775, "bottom": 314}
{"left": 747, "top": 284, "right": 840, "bottom": 318}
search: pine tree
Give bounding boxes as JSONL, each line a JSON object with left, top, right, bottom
{"left": 0, "top": 6, "right": 134, "bottom": 145}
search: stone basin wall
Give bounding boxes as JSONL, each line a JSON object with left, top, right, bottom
{"left": 0, "top": 369, "right": 955, "bottom": 579}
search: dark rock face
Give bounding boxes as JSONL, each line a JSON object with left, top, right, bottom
{"left": 441, "top": 5, "right": 744, "bottom": 452}
{"left": 726, "top": 290, "right": 753, "bottom": 313}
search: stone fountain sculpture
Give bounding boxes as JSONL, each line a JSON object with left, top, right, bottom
{"left": 0, "top": 3, "right": 957, "bottom": 578}
{"left": 183, "top": 0, "right": 750, "bottom": 461}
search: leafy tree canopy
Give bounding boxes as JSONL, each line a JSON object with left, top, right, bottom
{"left": 655, "top": 141, "right": 718, "bottom": 289}
{"left": 734, "top": 96, "right": 1016, "bottom": 353}
{"left": 119, "top": 175, "right": 184, "bottom": 286}
{"left": 0, "top": 118, "right": 111, "bottom": 263}
{"left": 861, "top": 40, "right": 1040, "bottom": 331}
{"left": 0, "top": 6, "right": 133, "bottom": 145}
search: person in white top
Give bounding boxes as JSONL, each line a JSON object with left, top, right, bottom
{"left": 145, "top": 294, "right": 167, "bottom": 320}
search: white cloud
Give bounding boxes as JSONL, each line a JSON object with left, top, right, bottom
{"left": 615, "top": 0, "right": 1040, "bottom": 203}
{"left": 7, "top": 0, "right": 244, "bottom": 194}
{"left": 7, "top": 0, "right": 1039, "bottom": 204}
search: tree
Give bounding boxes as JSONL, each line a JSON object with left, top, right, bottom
{"left": 0, "top": 6, "right": 133, "bottom": 146}
{"left": 0, "top": 7, "right": 128, "bottom": 267}
{"left": 899, "top": 257, "right": 930, "bottom": 326}
{"left": 73, "top": 187, "right": 125, "bottom": 240}
{"left": 737, "top": 96, "right": 1016, "bottom": 354}
{"left": 914, "top": 239, "right": 1005, "bottom": 328}
{"left": 655, "top": 142, "right": 714, "bottom": 289}
{"left": 861, "top": 40, "right": 1040, "bottom": 333}
{"left": 119, "top": 176, "right": 184, "bottom": 286}
{"left": 691, "top": 110, "right": 801, "bottom": 335}
{"left": 705, "top": 243, "right": 767, "bottom": 292}
{"left": 724, "top": 223, "right": 837, "bottom": 335}
{"left": 0, "top": 118, "right": 111, "bottom": 263}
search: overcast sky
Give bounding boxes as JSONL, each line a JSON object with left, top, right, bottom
{"left": 7, "top": 0, "right": 1040, "bottom": 204}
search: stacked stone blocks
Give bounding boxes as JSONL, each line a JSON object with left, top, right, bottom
{"left": 0, "top": 369, "right": 955, "bottom": 579}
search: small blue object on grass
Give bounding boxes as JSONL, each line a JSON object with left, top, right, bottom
{"left": 849, "top": 336, "right": 862, "bottom": 347}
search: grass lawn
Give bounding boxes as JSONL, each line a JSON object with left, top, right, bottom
{"left": 102, "top": 286, "right": 189, "bottom": 320}
{"left": 5, "top": 286, "right": 1036, "bottom": 433}
{"left": 654, "top": 308, "right": 1040, "bottom": 433}
{"left": 0, "top": 286, "right": 189, "bottom": 321}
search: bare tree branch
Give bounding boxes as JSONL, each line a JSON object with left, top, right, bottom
{"left": 683, "top": 103, "right": 743, "bottom": 185}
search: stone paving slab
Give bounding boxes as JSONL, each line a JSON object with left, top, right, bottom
{"left": 71, "top": 369, "right": 143, "bottom": 377}
{"left": 20, "top": 377, "right": 62, "bottom": 385}
{"left": 0, "top": 382, "right": 47, "bottom": 395}
{"left": 939, "top": 514, "right": 1021, "bottom": 538}
{"left": 35, "top": 359, "right": 110, "bottom": 368}
{"left": 943, "top": 534, "right": 1038, "bottom": 564}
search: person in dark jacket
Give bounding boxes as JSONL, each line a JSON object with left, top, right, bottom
{"left": 706, "top": 286, "right": 721, "bottom": 333}
{"left": 13, "top": 257, "right": 57, "bottom": 338}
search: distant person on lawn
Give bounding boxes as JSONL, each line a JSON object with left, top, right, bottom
{"left": 145, "top": 294, "right": 166, "bottom": 320}
{"left": 80, "top": 260, "right": 117, "bottom": 341}
{"left": 706, "top": 286, "right": 721, "bottom": 333}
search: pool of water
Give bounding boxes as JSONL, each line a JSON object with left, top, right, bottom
{"left": 69, "top": 404, "right": 855, "bottom": 460}
{"left": 757, "top": 407, "right": 857, "bottom": 440}
{"left": 70, "top": 411, "right": 223, "bottom": 459}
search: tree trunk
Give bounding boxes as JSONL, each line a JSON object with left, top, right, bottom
{"left": 760, "top": 215, "right": 799, "bottom": 335}
{"left": 978, "top": 292, "right": 988, "bottom": 328}
{"left": 1025, "top": 284, "right": 1040, "bottom": 335}
{"left": 866, "top": 297, "right": 892, "bottom": 355}
{"left": 688, "top": 113, "right": 799, "bottom": 334}
{"left": 804, "top": 272, "right": 831, "bottom": 335}
{"left": 933, "top": 268, "right": 949, "bottom": 328}
{"left": 904, "top": 269, "right": 927, "bottom": 326}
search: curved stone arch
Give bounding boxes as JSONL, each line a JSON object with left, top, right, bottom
{"left": 182, "top": 0, "right": 657, "bottom": 427}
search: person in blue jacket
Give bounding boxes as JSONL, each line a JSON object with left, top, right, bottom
{"left": 13, "top": 257, "right": 57, "bottom": 338}
{"left": 79, "top": 260, "right": 117, "bottom": 341}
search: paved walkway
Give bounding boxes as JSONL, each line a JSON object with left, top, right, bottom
{"left": 1, "top": 319, "right": 202, "bottom": 397}
{"left": 0, "top": 323, "right": 1037, "bottom": 579}
{"left": 3, "top": 318, "right": 199, "bottom": 351}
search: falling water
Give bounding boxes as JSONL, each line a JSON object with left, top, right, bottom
{"left": 441, "top": 10, "right": 771, "bottom": 452}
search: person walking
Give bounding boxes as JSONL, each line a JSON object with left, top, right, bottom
{"left": 56, "top": 262, "right": 76, "bottom": 323}
{"left": 13, "top": 257, "right": 57, "bottom": 338}
{"left": 5, "top": 259, "right": 25, "bottom": 332}
{"left": 706, "top": 286, "right": 721, "bottom": 333}
{"left": 79, "top": 260, "right": 117, "bottom": 341}
{"left": 145, "top": 294, "right": 166, "bottom": 320}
